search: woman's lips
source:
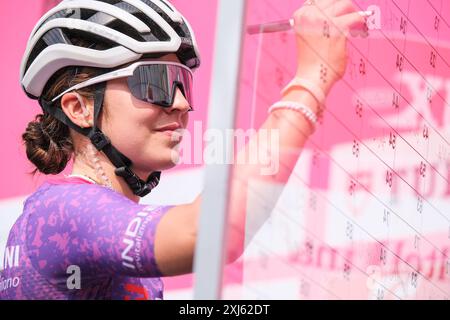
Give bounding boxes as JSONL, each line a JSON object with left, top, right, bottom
{"left": 154, "top": 122, "right": 181, "bottom": 131}
{"left": 157, "top": 129, "right": 183, "bottom": 141}
{"left": 154, "top": 121, "right": 183, "bottom": 140}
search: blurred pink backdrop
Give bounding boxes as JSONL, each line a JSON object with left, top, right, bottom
{"left": 0, "top": 0, "right": 217, "bottom": 199}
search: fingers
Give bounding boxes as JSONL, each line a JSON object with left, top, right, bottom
{"left": 325, "top": 0, "right": 358, "bottom": 17}
{"left": 335, "top": 11, "right": 371, "bottom": 37}
{"left": 294, "top": 0, "right": 371, "bottom": 38}
{"left": 299, "top": 0, "right": 337, "bottom": 14}
{"left": 312, "top": 0, "right": 338, "bottom": 10}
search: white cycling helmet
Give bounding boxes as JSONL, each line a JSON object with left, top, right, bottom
{"left": 20, "top": 0, "right": 201, "bottom": 99}
{"left": 20, "top": 0, "right": 202, "bottom": 197}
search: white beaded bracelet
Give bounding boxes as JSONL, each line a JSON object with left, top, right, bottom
{"left": 268, "top": 101, "right": 318, "bottom": 131}
{"left": 281, "top": 77, "right": 326, "bottom": 106}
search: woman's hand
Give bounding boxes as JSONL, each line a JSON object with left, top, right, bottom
{"left": 292, "top": 0, "right": 370, "bottom": 96}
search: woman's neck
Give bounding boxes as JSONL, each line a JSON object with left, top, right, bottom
{"left": 71, "top": 148, "right": 141, "bottom": 203}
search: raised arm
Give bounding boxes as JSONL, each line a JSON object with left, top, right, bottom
{"left": 154, "top": 0, "right": 370, "bottom": 276}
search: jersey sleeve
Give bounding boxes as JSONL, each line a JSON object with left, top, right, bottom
{"left": 25, "top": 183, "right": 174, "bottom": 281}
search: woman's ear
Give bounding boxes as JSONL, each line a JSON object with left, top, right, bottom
{"left": 61, "top": 92, "right": 94, "bottom": 128}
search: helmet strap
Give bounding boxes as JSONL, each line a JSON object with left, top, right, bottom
{"left": 39, "top": 82, "right": 161, "bottom": 197}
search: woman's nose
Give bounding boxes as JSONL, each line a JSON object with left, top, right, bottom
{"left": 168, "top": 87, "right": 191, "bottom": 113}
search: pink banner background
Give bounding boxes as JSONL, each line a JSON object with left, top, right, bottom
{"left": 0, "top": 0, "right": 216, "bottom": 199}
{"left": 222, "top": 0, "right": 450, "bottom": 299}
{"left": 1, "top": 0, "right": 449, "bottom": 299}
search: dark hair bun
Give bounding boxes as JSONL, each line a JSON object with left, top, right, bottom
{"left": 22, "top": 113, "right": 73, "bottom": 174}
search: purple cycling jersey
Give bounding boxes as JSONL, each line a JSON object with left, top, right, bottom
{"left": 0, "top": 177, "right": 173, "bottom": 300}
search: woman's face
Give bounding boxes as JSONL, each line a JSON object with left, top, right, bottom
{"left": 99, "top": 54, "right": 191, "bottom": 176}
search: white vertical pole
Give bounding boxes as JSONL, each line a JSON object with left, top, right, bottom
{"left": 193, "top": 0, "right": 247, "bottom": 300}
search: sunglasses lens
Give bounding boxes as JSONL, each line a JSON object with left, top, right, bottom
{"left": 127, "top": 64, "right": 193, "bottom": 107}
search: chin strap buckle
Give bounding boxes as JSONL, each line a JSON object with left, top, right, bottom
{"left": 115, "top": 167, "right": 161, "bottom": 197}
{"left": 89, "top": 130, "right": 111, "bottom": 151}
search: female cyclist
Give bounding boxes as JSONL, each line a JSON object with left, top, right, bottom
{"left": 0, "top": 0, "right": 369, "bottom": 299}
